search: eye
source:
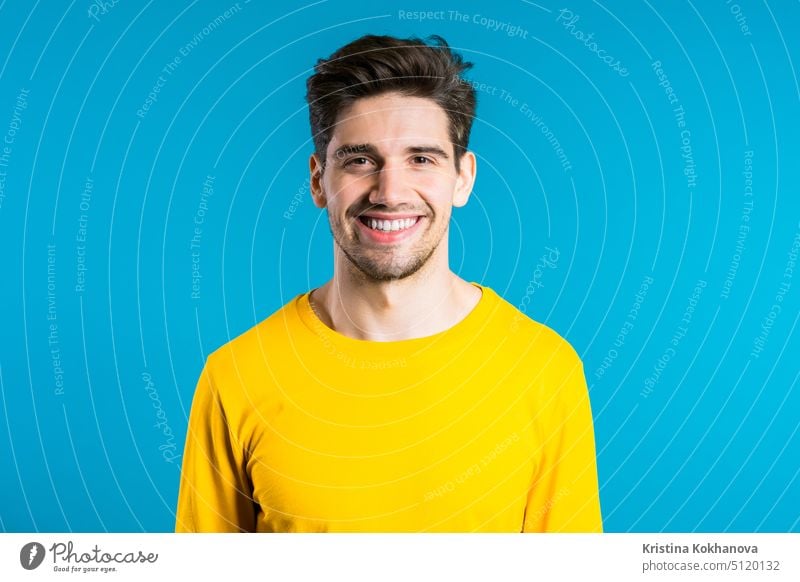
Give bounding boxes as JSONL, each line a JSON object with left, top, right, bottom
{"left": 345, "top": 157, "right": 371, "bottom": 167}
{"left": 412, "top": 156, "right": 433, "bottom": 165}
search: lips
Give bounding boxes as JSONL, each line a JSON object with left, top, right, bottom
{"left": 358, "top": 215, "right": 420, "bottom": 232}
{"left": 355, "top": 213, "right": 425, "bottom": 243}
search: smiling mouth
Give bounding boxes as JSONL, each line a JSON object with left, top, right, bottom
{"left": 357, "top": 215, "right": 421, "bottom": 232}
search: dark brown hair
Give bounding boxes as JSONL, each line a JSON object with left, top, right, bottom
{"left": 306, "top": 34, "right": 476, "bottom": 171}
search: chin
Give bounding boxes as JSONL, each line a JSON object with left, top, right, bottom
{"left": 354, "top": 262, "right": 424, "bottom": 282}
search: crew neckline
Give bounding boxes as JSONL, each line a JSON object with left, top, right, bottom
{"left": 294, "top": 282, "right": 495, "bottom": 356}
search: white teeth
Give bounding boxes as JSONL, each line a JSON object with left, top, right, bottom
{"left": 364, "top": 217, "right": 419, "bottom": 232}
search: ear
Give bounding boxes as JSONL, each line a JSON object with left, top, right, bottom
{"left": 309, "top": 153, "right": 327, "bottom": 209}
{"left": 452, "top": 150, "right": 477, "bottom": 208}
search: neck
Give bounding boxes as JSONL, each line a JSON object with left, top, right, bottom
{"left": 310, "top": 244, "right": 481, "bottom": 342}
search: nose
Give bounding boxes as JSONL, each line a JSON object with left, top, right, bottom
{"left": 368, "top": 164, "right": 409, "bottom": 207}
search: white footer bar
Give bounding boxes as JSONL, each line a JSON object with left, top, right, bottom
{"left": 1, "top": 533, "right": 798, "bottom": 581}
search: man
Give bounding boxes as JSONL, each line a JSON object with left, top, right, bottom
{"left": 175, "top": 34, "right": 602, "bottom": 533}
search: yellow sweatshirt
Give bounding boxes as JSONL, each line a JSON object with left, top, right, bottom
{"left": 175, "top": 283, "right": 603, "bottom": 532}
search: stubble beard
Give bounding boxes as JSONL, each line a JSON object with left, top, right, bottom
{"left": 328, "top": 212, "right": 448, "bottom": 282}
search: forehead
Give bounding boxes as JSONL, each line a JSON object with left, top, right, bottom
{"left": 328, "top": 93, "right": 451, "bottom": 152}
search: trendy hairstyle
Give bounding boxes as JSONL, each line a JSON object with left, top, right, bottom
{"left": 306, "top": 34, "right": 477, "bottom": 171}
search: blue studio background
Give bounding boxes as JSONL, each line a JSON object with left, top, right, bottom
{"left": 1, "top": 0, "right": 798, "bottom": 532}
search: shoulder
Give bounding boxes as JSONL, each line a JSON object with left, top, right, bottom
{"left": 484, "top": 285, "right": 582, "bottom": 364}
{"left": 479, "top": 286, "right": 585, "bottom": 402}
{"left": 203, "top": 293, "right": 304, "bottom": 381}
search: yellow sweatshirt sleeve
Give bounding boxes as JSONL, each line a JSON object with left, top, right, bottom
{"left": 175, "top": 362, "right": 256, "bottom": 532}
{"left": 522, "top": 356, "right": 603, "bottom": 533}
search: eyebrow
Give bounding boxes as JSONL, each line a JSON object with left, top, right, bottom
{"left": 407, "top": 145, "right": 450, "bottom": 159}
{"left": 333, "top": 143, "right": 450, "bottom": 160}
{"left": 334, "top": 143, "right": 376, "bottom": 158}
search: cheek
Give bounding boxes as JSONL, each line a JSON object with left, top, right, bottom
{"left": 423, "top": 179, "right": 458, "bottom": 212}
{"left": 425, "top": 171, "right": 460, "bottom": 204}
{"left": 418, "top": 168, "right": 454, "bottom": 189}
{"left": 327, "top": 174, "right": 371, "bottom": 205}
{"left": 432, "top": 206, "right": 453, "bottom": 227}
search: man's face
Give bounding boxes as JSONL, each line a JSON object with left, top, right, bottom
{"left": 310, "top": 92, "right": 475, "bottom": 281}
